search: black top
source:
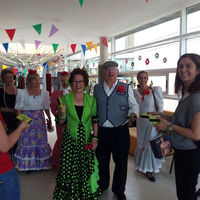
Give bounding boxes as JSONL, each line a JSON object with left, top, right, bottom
{"left": 75, "top": 105, "right": 83, "bottom": 121}
{"left": 0, "top": 87, "right": 18, "bottom": 134}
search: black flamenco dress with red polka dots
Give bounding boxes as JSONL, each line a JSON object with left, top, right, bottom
{"left": 53, "top": 106, "right": 101, "bottom": 200}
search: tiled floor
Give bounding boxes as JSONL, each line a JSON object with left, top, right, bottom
{"left": 18, "top": 120, "right": 200, "bottom": 200}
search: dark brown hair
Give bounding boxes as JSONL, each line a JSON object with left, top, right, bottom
{"left": 1, "top": 68, "right": 14, "bottom": 82}
{"left": 137, "top": 71, "right": 148, "bottom": 88}
{"left": 175, "top": 53, "right": 200, "bottom": 94}
{"left": 69, "top": 68, "right": 89, "bottom": 87}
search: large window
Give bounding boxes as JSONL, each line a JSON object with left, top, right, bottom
{"left": 187, "top": 7, "right": 200, "bottom": 33}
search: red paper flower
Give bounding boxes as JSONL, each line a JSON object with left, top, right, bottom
{"left": 28, "top": 69, "right": 37, "bottom": 74}
{"left": 145, "top": 58, "right": 150, "bottom": 65}
{"left": 117, "top": 85, "right": 125, "bottom": 93}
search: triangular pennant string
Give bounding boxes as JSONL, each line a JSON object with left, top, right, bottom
{"left": 71, "top": 44, "right": 77, "bottom": 54}
{"left": 32, "top": 24, "right": 42, "bottom": 35}
{"left": 81, "top": 44, "right": 86, "bottom": 56}
{"left": 86, "top": 41, "right": 92, "bottom": 51}
{"left": 102, "top": 37, "right": 108, "bottom": 47}
{"left": 35, "top": 40, "right": 41, "bottom": 50}
{"left": 19, "top": 39, "right": 25, "bottom": 49}
{"left": 49, "top": 24, "right": 58, "bottom": 37}
{"left": 93, "top": 43, "right": 98, "bottom": 53}
{"left": 79, "top": 0, "right": 84, "bottom": 7}
{"left": 52, "top": 43, "right": 59, "bottom": 53}
{"left": 5, "top": 29, "right": 16, "bottom": 41}
{"left": 2, "top": 43, "right": 9, "bottom": 52}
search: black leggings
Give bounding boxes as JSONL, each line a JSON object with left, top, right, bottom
{"left": 174, "top": 148, "right": 200, "bottom": 200}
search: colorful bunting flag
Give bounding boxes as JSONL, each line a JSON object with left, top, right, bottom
{"left": 81, "top": 44, "right": 86, "bottom": 56}
{"left": 93, "top": 43, "right": 98, "bottom": 53}
{"left": 71, "top": 44, "right": 77, "bottom": 54}
{"left": 79, "top": 0, "right": 84, "bottom": 7}
{"left": 86, "top": 41, "right": 92, "bottom": 51}
{"left": 35, "top": 40, "right": 41, "bottom": 50}
{"left": 102, "top": 37, "right": 108, "bottom": 47}
{"left": 5, "top": 29, "right": 16, "bottom": 41}
{"left": 32, "top": 24, "right": 42, "bottom": 35}
{"left": 2, "top": 65, "right": 7, "bottom": 69}
{"left": 2, "top": 43, "right": 9, "bottom": 52}
{"left": 49, "top": 24, "right": 58, "bottom": 37}
{"left": 19, "top": 39, "right": 25, "bottom": 49}
{"left": 52, "top": 43, "right": 59, "bottom": 53}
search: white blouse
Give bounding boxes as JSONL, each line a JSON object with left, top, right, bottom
{"left": 15, "top": 89, "right": 50, "bottom": 110}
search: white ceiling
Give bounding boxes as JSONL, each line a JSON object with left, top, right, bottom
{"left": 0, "top": 0, "right": 199, "bottom": 58}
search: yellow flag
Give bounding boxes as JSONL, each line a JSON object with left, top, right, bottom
{"left": 2, "top": 65, "right": 7, "bottom": 69}
{"left": 93, "top": 43, "right": 98, "bottom": 53}
{"left": 86, "top": 41, "right": 92, "bottom": 51}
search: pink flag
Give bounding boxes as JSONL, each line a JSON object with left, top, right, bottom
{"left": 35, "top": 40, "right": 41, "bottom": 50}
{"left": 49, "top": 24, "right": 58, "bottom": 37}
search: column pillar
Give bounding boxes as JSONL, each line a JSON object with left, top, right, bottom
{"left": 99, "top": 37, "right": 108, "bottom": 83}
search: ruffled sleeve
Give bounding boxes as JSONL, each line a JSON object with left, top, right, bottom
{"left": 152, "top": 86, "right": 163, "bottom": 112}
{"left": 42, "top": 91, "right": 50, "bottom": 109}
{"left": 15, "top": 89, "right": 25, "bottom": 110}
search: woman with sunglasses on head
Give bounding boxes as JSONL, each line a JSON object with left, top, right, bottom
{"left": 53, "top": 68, "right": 101, "bottom": 200}
{"left": 50, "top": 71, "right": 71, "bottom": 170}
{"left": 156, "top": 53, "right": 200, "bottom": 200}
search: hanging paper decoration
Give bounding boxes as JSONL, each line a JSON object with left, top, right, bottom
{"left": 146, "top": 0, "right": 148, "bottom": 2}
{"left": 2, "top": 43, "right": 9, "bottom": 52}
{"left": 52, "top": 61, "right": 54, "bottom": 68}
{"left": 49, "top": 24, "right": 58, "bottom": 37}
{"left": 71, "top": 44, "right": 77, "bottom": 54}
{"left": 32, "top": 24, "right": 42, "bottom": 35}
{"left": 5, "top": 29, "right": 16, "bottom": 41}
{"left": 81, "top": 44, "right": 86, "bottom": 56}
{"left": 19, "top": 39, "right": 25, "bottom": 49}
{"left": 138, "top": 55, "right": 142, "bottom": 60}
{"left": 102, "top": 37, "right": 108, "bottom": 47}
{"left": 145, "top": 58, "right": 150, "bottom": 65}
{"left": 93, "top": 43, "right": 98, "bottom": 53}
{"left": 155, "top": 53, "right": 159, "bottom": 59}
{"left": 163, "top": 57, "right": 167, "bottom": 63}
{"left": 131, "top": 62, "right": 134, "bottom": 67}
{"left": 2, "top": 65, "right": 7, "bottom": 69}
{"left": 79, "top": 0, "right": 84, "bottom": 7}
{"left": 52, "top": 43, "right": 59, "bottom": 53}
{"left": 125, "top": 58, "right": 128, "bottom": 64}
{"left": 150, "top": 80, "right": 153, "bottom": 87}
{"left": 35, "top": 40, "right": 41, "bottom": 50}
{"left": 86, "top": 42, "right": 92, "bottom": 51}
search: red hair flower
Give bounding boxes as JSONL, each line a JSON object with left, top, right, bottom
{"left": 117, "top": 85, "right": 125, "bottom": 93}
{"left": 84, "top": 144, "right": 93, "bottom": 151}
{"left": 28, "top": 69, "right": 37, "bottom": 74}
{"left": 61, "top": 71, "right": 69, "bottom": 76}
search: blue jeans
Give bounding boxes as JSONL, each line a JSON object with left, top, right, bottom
{"left": 0, "top": 168, "right": 20, "bottom": 200}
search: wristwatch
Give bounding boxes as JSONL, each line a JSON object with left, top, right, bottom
{"left": 168, "top": 124, "right": 174, "bottom": 132}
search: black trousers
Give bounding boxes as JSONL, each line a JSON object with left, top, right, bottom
{"left": 96, "top": 124, "right": 130, "bottom": 194}
{"left": 174, "top": 148, "right": 200, "bottom": 200}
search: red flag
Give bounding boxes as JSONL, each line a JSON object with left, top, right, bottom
{"left": 102, "top": 37, "right": 108, "bottom": 47}
{"left": 5, "top": 29, "right": 16, "bottom": 41}
{"left": 71, "top": 44, "right": 76, "bottom": 54}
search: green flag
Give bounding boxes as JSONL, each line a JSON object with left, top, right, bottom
{"left": 52, "top": 43, "right": 59, "bottom": 53}
{"left": 32, "top": 24, "right": 42, "bottom": 35}
{"left": 79, "top": 0, "right": 84, "bottom": 7}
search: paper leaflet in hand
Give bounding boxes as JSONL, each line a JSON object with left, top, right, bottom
{"left": 16, "top": 114, "right": 32, "bottom": 123}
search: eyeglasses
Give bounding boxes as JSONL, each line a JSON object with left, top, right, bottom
{"left": 72, "top": 80, "right": 85, "bottom": 84}
{"left": 104, "top": 67, "right": 117, "bottom": 72}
